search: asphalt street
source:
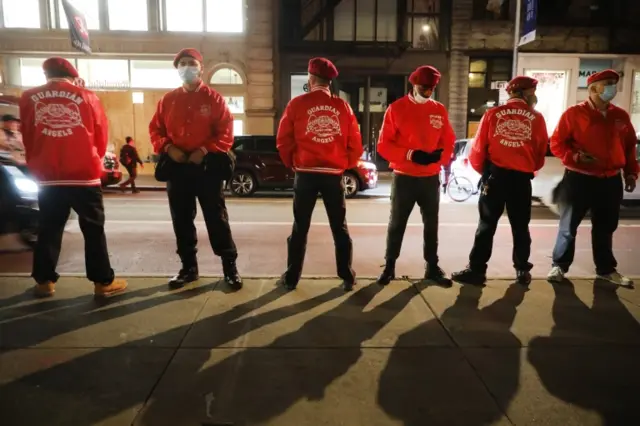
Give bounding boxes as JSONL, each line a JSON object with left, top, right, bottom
{"left": 1, "top": 191, "right": 639, "bottom": 279}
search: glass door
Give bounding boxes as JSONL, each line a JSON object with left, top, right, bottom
{"left": 524, "top": 69, "right": 569, "bottom": 135}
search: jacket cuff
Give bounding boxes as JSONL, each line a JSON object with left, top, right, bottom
{"left": 406, "top": 149, "right": 414, "bottom": 160}
{"left": 200, "top": 146, "right": 208, "bottom": 155}
{"left": 163, "top": 142, "right": 172, "bottom": 153}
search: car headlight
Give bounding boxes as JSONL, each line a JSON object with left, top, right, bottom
{"left": 14, "top": 177, "right": 39, "bottom": 194}
{"left": 357, "top": 160, "right": 377, "bottom": 171}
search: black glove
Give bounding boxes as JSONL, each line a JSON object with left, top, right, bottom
{"left": 410, "top": 148, "right": 443, "bottom": 165}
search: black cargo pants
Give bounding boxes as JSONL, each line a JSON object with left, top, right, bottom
{"left": 384, "top": 173, "right": 441, "bottom": 266}
{"left": 167, "top": 164, "right": 237, "bottom": 271}
{"left": 467, "top": 169, "right": 533, "bottom": 273}
{"left": 551, "top": 170, "right": 623, "bottom": 275}
{"left": 284, "top": 172, "right": 355, "bottom": 285}
{"left": 32, "top": 186, "right": 115, "bottom": 285}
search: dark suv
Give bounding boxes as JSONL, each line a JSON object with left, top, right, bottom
{"left": 228, "top": 135, "right": 378, "bottom": 198}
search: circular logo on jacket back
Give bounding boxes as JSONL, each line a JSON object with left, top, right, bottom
{"left": 305, "top": 105, "right": 342, "bottom": 144}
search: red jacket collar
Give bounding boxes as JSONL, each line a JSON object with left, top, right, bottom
{"left": 311, "top": 86, "right": 331, "bottom": 95}
{"left": 506, "top": 98, "right": 527, "bottom": 105}
{"left": 181, "top": 80, "right": 205, "bottom": 93}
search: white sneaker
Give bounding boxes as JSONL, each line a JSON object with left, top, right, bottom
{"left": 596, "top": 271, "right": 634, "bottom": 288}
{"left": 547, "top": 266, "right": 565, "bottom": 283}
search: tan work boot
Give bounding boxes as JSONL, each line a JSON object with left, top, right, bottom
{"left": 94, "top": 279, "right": 128, "bottom": 298}
{"left": 34, "top": 281, "right": 55, "bottom": 298}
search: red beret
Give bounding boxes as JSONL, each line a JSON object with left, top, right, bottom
{"left": 506, "top": 76, "right": 538, "bottom": 93}
{"left": 173, "top": 48, "right": 203, "bottom": 68}
{"left": 308, "top": 57, "right": 338, "bottom": 80}
{"left": 42, "top": 57, "right": 79, "bottom": 78}
{"left": 587, "top": 69, "right": 620, "bottom": 86}
{"left": 409, "top": 66, "right": 441, "bottom": 87}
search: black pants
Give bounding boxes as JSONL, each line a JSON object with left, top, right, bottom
{"left": 285, "top": 172, "right": 354, "bottom": 285}
{"left": 552, "top": 170, "right": 622, "bottom": 275}
{"left": 167, "top": 164, "right": 237, "bottom": 270}
{"left": 121, "top": 165, "right": 137, "bottom": 190}
{"left": 32, "top": 186, "right": 114, "bottom": 284}
{"left": 385, "top": 173, "right": 440, "bottom": 265}
{"left": 468, "top": 171, "right": 533, "bottom": 273}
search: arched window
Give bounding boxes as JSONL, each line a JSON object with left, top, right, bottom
{"left": 210, "top": 68, "right": 243, "bottom": 85}
{"left": 210, "top": 66, "right": 246, "bottom": 135}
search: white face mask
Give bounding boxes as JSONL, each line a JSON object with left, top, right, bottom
{"left": 178, "top": 66, "right": 200, "bottom": 84}
{"left": 413, "top": 89, "right": 428, "bottom": 104}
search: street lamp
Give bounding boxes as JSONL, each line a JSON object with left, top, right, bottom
{"left": 512, "top": 0, "right": 522, "bottom": 78}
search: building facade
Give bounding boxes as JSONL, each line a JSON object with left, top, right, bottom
{"left": 278, "top": 0, "right": 453, "bottom": 168}
{"left": 0, "top": 0, "right": 277, "bottom": 161}
{"left": 451, "top": 0, "right": 640, "bottom": 139}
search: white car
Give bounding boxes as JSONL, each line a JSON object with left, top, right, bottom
{"left": 455, "top": 137, "right": 640, "bottom": 215}
{"left": 532, "top": 138, "right": 640, "bottom": 215}
{"left": 448, "top": 139, "right": 482, "bottom": 191}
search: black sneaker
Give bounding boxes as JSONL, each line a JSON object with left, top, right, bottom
{"left": 377, "top": 262, "right": 396, "bottom": 286}
{"left": 451, "top": 268, "right": 486, "bottom": 286}
{"left": 222, "top": 258, "right": 243, "bottom": 291}
{"left": 516, "top": 270, "right": 532, "bottom": 286}
{"left": 425, "top": 265, "right": 453, "bottom": 288}
{"left": 168, "top": 267, "right": 199, "bottom": 289}
{"left": 342, "top": 280, "right": 356, "bottom": 292}
{"left": 277, "top": 275, "right": 297, "bottom": 291}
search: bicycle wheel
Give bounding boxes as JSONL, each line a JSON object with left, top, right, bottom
{"left": 447, "top": 176, "right": 474, "bottom": 202}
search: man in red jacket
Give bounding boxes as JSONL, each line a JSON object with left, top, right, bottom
{"left": 276, "top": 57, "right": 363, "bottom": 291}
{"left": 149, "top": 48, "right": 242, "bottom": 291}
{"left": 19, "top": 57, "right": 127, "bottom": 298}
{"left": 376, "top": 65, "right": 455, "bottom": 287}
{"left": 452, "top": 76, "right": 548, "bottom": 286}
{"left": 547, "top": 69, "right": 639, "bottom": 287}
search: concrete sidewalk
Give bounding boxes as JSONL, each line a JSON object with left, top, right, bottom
{"left": 1, "top": 276, "right": 639, "bottom": 425}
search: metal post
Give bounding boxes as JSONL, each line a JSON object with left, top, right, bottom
{"left": 512, "top": 0, "right": 522, "bottom": 78}
{"left": 363, "top": 76, "right": 371, "bottom": 156}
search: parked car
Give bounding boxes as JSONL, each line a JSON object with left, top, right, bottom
{"left": 101, "top": 151, "right": 123, "bottom": 187}
{"left": 532, "top": 136, "right": 640, "bottom": 214}
{"left": 448, "top": 138, "right": 482, "bottom": 188}
{"left": 228, "top": 135, "right": 378, "bottom": 198}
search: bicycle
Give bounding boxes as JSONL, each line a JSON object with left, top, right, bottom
{"left": 445, "top": 169, "right": 479, "bottom": 202}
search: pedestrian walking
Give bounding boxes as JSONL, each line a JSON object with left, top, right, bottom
{"left": 18, "top": 57, "right": 127, "bottom": 298}
{"left": 546, "top": 69, "right": 639, "bottom": 286}
{"left": 0, "top": 114, "right": 26, "bottom": 166}
{"left": 119, "top": 136, "right": 143, "bottom": 193}
{"left": 451, "top": 76, "right": 548, "bottom": 286}
{"left": 376, "top": 65, "right": 456, "bottom": 287}
{"left": 276, "top": 57, "right": 363, "bottom": 291}
{"left": 149, "top": 48, "right": 243, "bottom": 290}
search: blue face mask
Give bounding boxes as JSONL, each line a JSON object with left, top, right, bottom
{"left": 178, "top": 66, "right": 200, "bottom": 84}
{"left": 599, "top": 84, "right": 617, "bottom": 103}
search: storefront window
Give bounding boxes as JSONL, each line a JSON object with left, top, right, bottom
{"left": 130, "top": 60, "right": 181, "bottom": 89}
{"left": 406, "top": 16, "right": 439, "bottom": 50}
{"left": 468, "top": 60, "right": 487, "bottom": 88}
{"left": 58, "top": 0, "right": 101, "bottom": 30}
{"left": 524, "top": 69, "right": 568, "bottom": 134}
{"left": 210, "top": 68, "right": 243, "bottom": 85}
{"left": 18, "top": 57, "right": 77, "bottom": 87}
{"left": 206, "top": 0, "right": 243, "bottom": 32}
{"left": 630, "top": 71, "right": 640, "bottom": 131}
{"left": 165, "top": 0, "right": 203, "bottom": 32}
{"left": 77, "top": 59, "right": 129, "bottom": 90}
{"left": 107, "top": 0, "right": 148, "bottom": 31}
{"left": 3, "top": 0, "right": 41, "bottom": 28}
{"left": 290, "top": 74, "right": 308, "bottom": 99}
{"left": 224, "top": 96, "right": 244, "bottom": 114}
{"left": 233, "top": 120, "right": 243, "bottom": 136}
